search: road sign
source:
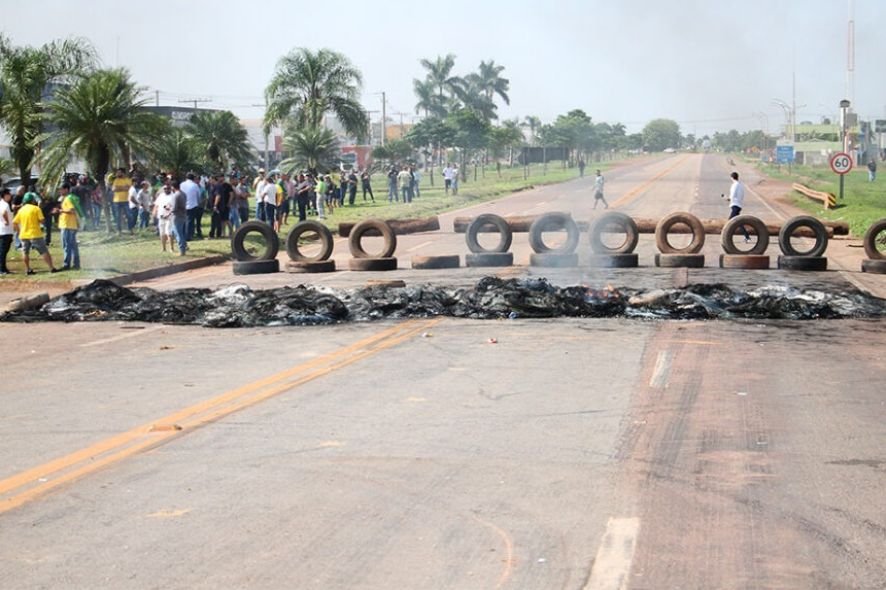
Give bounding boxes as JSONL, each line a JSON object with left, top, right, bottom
{"left": 776, "top": 145, "right": 795, "bottom": 164}
{"left": 830, "top": 152, "right": 853, "bottom": 175}
{"left": 876, "top": 120, "right": 886, "bottom": 133}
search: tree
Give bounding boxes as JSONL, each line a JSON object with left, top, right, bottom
{"left": 264, "top": 48, "right": 368, "bottom": 140}
{"left": 419, "top": 54, "right": 463, "bottom": 105}
{"left": 488, "top": 119, "right": 524, "bottom": 169}
{"left": 448, "top": 108, "right": 491, "bottom": 181}
{"left": 151, "top": 127, "right": 202, "bottom": 178}
{"left": 413, "top": 78, "right": 446, "bottom": 118}
{"left": 454, "top": 75, "right": 499, "bottom": 121}
{"left": 471, "top": 60, "right": 510, "bottom": 105}
{"left": 279, "top": 126, "right": 339, "bottom": 174}
{"left": 522, "top": 116, "right": 542, "bottom": 146}
{"left": 0, "top": 35, "right": 97, "bottom": 188}
{"left": 186, "top": 110, "right": 254, "bottom": 172}
{"left": 642, "top": 118, "right": 681, "bottom": 152}
{"left": 37, "top": 68, "right": 166, "bottom": 231}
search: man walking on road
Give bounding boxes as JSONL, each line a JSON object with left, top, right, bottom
{"left": 727, "top": 171, "right": 751, "bottom": 242}
{"left": 593, "top": 170, "right": 609, "bottom": 209}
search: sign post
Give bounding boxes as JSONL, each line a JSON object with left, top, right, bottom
{"left": 830, "top": 151, "right": 853, "bottom": 200}
{"left": 776, "top": 140, "right": 795, "bottom": 173}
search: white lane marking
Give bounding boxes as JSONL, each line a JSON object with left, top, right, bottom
{"left": 584, "top": 517, "right": 641, "bottom": 590}
{"left": 407, "top": 241, "right": 434, "bottom": 252}
{"left": 648, "top": 351, "right": 673, "bottom": 389}
{"left": 80, "top": 325, "right": 165, "bottom": 347}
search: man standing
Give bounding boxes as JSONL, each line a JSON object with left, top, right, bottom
{"left": 442, "top": 164, "right": 453, "bottom": 195}
{"left": 180, "top": 173, "right": 202, "bottom": 240}
{"left": 210, "top": 173, "right": 234, "bottom": 238}
{"left": 387, "top": 166, "right": 399, "bottom": 202}
{"left": 152, "top": 178, "right": 175, "bottom": 252}
{"left": 136, "top": 181, "right": 154, "bottom": 229}
{"left": 867, "top": 159, "right": 876, "bottom": 182}
{"left": 295, "top": 173, "right": 312, "bottom": 221}
{"left": 72, "top": 175, "right": 93, "bottom": 231}
{"left": 111, "top": 168, "right": 131, "bottom": 235}
{"left": 398, "top": 166, "right": 413, "bottom": 204}
{"left": 727, "top": 171, "right": 751, "bottom": 242}
{"left": 0, "top": 189, "right": 13, "bottom": 274}
{"left": 412, "top": 166, "right": 421, "bottom": 199}
{"left": 451, "top": 164, "right": 460, "bottom": 195}
{"left": 593, "top": 169, "right": 609, "bottom": 209}
{"left": 12, "top": 194, "right": 60, "bottom": 274}
{"left": 579, "top": 157, "right": 586, "bottom": 178}
{"left": 260, "top": 173, "right": 278, "bottom": 225}
{"left": 57, "top": 183, "right": 81, "bottom": 270}
{"left": 360, "top": 169, "right": 374, "bottom": 202}
{"left": 233, "top": 175, "right": 249, "bottom": 226}
{"left": 252, "top": 168, "right": 267, "bottom": 220}
{"left": 170, "top": 180, "right": 188, "bottom": 256}
{"left": 347, "top": 169, "right": 358, "bottom": 206}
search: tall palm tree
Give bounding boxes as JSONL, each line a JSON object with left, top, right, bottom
{"left": 419, "top": 54, "right": 463, "bottom": 103}
{"left": 186, "top": 110, "right": 254, "bottom": 173}
{"left": 151, "top": 127, "right": 201, "bottom": 178}
{"left": 413, "top": 78, "right": 446, "bottom": 118}
{"left": 475, "top": 60, "right": 510, "bottom": 105}
{"left": 454, "top": 75, "right": 498, "bottom": 121}
{"left": 37, "top": 68, "right": 166, "bottom": 231}
{"left": 265, "top": 48, "right": 368, "bottom": 140}
{"left": 279, "top": 125, "right": 339, "bottom": 174}
{"left": 522, "top": 116, "right": 542, "bottom": 145}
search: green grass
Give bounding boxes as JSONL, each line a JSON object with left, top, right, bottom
{"left": 755, "top": 161, "right": 886, "bottom": 237}
{"left": 2, "top": 160, "right": 623, "bottom": 284}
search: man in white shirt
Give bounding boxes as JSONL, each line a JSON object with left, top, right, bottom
{"left": 180, "top": 173, "right": 202, "bottom": 240}
{"left": 0, "top": 188, "right": 14, "bottom": 274}
{"left": 260, "top": 174, "right": 278, "bottom": 225}
{"left": 442, "top": 165, "right": 454, "bottom": 195}
{"left": 593, "top": 169, "right": 609, "bottom": 209}
{"left": 727, "top": 171, "right": 750, "bottom": 241}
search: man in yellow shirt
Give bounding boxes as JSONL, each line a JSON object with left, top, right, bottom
{"left": 58, "top": 183, "right": 81, "bottom": 270}
{"left": 12, "top": 194, "right": 59, "bottom": 274}
{"left": 111, "top": 168, "right": 132, "bottom": 235}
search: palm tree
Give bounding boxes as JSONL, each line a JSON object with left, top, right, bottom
{"left": 265, "top": 48, "right": 368, "bottom": 140}
{"left": 419, "top": 54, "right": 463, "bottom": 103}
{"left": 455, "top": 76, "right": 498, "bottom": 121}
{"left": 37, "top": 68, "right": 166, "bottom": 231}
{"left": 522, "top": 116, "right": 542, "bottom": 146}
{"left": 475, "top": 60, "right": 510, "bottom": 105}
{"left": 186, "top": 110, "right": 254, "bottom": 173}
{"left": 151, "top": 127, "right": 201, "bottom": 178}
{"left": 279, "top": 126, "right": 339, "bottom": 174}
{"left": 413, "top": 78, "right": 446, "bottom": 118}
{"left": 0, "top": 35, "right": 97, "bottom": 188}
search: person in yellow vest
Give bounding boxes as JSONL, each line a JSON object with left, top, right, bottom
{"left": 57, "top": 183, "right": 81, "bottom": 270}
{"left": 12, "top": 194, "right": 60, "bottom": 274}
{"left": 111, "top": 168, "right": 132, "bottom": 235}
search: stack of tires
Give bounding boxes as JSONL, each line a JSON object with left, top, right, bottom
{"left": 528, "top": 212, "right": 580, "bottom": 268}
{"left": 654, "top": 212, "right": 705, "bottom": 268}
{"left": 348, "top": 219, "right": 398, "bottom": 271}
{"left": 464, "top": 214, "right": 514, "bottom": 267}
{"left": 285, "top": 220, "right": 336, "bottom": 273}
{"left": 230, "top": 221, "right": 280, "bottom": 275}
{"left": 776, "top": 216, "right": 829, "bottom": 271}
{"left": 587, "top": 212, "right": 639, "bottom": 267}
{"left": 862, "top": 219, "right": 886, "bottom": 274}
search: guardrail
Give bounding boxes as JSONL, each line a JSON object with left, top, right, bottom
{"left": 792, "top": 183, "right": 837, "bottom": 209}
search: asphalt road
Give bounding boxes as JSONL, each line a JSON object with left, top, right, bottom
{"left": 1, "top": 154, "right": 884, "bottom": 589}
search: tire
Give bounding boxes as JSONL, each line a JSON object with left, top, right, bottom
{"left": 861, "top": 258, "right": 886, "bottom": 274}
{"left": 778, "top": 215, "right": 829, "bottom": 257}
{"left": 465, "top": 252, "right": 514, "bottom": 267}
{"left": 348, "top": 257, "right": 398, "bottom": 271}
{"left": 348, "top": 219, "right": 396, "bottom": 258}
{"left": 529, "top": 252, "right": 579, "bottom": 267}
{"left": 588, "top": 253, "right": 639, "bottom": 268}
{"left": 232, "top": 259, "right": 280, "bottom": 275}
{"left": 528, "top": 212, "right": 580, "bottom": 254}
{"left": 589, "top": 212, "right": 639, "bottom": 254}
{"left": 719, "top": 254, "right": 770, "bottom": 269}
{"left": 655, "top": 253, "right": 705, "bottom": 268}
{"left": 721, "top": 215, "right": 769, "bottom": 255}
{"left": 284, "top": 260, "right": 336, "bottom": 273}
{"left": 465, "top": 213, "right": 512, "bottom": 253}
{"left": 231, "top": 221, "right": 279, "bottom": 261}
{"left": 285, "top": 220, "right": 334, "bottom": 262}
{"left": 655, "top": 211, "right": 705, "bottom": 254}
{"left": 777, "top": 256, "right": 828, "bottom": 271}
{"left": 862, "top": 218, "right": 886, "bottom": 260}
{"left": 411, "top": 255, "right": 460, "bottom": 269}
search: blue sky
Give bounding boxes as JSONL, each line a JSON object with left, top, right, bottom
{"left": 4, "top": 0, "right": 885, "bottom": 136}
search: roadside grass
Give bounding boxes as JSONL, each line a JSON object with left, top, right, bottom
{"left": 2, "top": 160, "right": 625, "bottom": 284}
{"left": 755, "top": 161, "right": 885, "bottom": 237}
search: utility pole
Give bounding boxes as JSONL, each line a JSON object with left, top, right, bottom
{"left": 178, "top": 98, "right": 212, "bottom": 110}
{"left": 381, "top": 92, "right": 387, "bottom": 146}
{"left": 155, "top": 90, "right": 160, "bottom": 106}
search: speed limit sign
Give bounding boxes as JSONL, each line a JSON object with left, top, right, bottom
{"left": 830, "top": 152, "right": 853, "bottom": 175}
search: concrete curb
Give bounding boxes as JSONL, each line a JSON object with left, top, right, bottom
{"left": 110, "top": 255, "right": 230, "bottom": 286}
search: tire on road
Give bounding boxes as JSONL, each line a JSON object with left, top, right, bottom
{"left": 588, "top": 253, "right": 639, "bottom": 268}
{"left": 589, "top": 212, "right": 639, "bottom": 254}
{"left": 719, "top": 254, "right": 770, "bottom": 269}
{"left": 655, "top": 211, "right": 705, "bottom": 254}
{"left": 465, "top": 213, "right": 512, "bottom": 253}
{"left": 349, "top": 219, "right": 397, "bottom": 259}
{"left": 862, "top": 218, "right": 886, "bottom": 260}
{"left": 232, "top": 258, "right": 280, "bottom": 275}
{"left": 284, "top": 259, "right": 336, "bottom": 273}
{"left": 861, "top": 258, "right": 886, "bottom": 274}
{"left": 721, "top": 215, "right": 769, "bottom": 255}
{"left": 529, "top": 252, "right": 579, "bottom": 268}
{"left": 286, "top": 220, "right": 334, "bottom": 262}
{"left": 778, "top": 215, "right": 829, "bottom": 257}
{"left": 231, "top": 221, "right": 279, "bottom": 261}
{"left": 411, "top": 255, "right": 460, "bottom": 269}
{"left": 654, "top": 253, "right": 705, "bottom": 268}
{"left": 777, "top": 255, "right": 827, "bottom": 271}
{"left": 465, "top": 252, "right": 514, "bottom": 267}
{"left": 348, "top": 256, "right": 398, "bottom": 271}
{"left": 528, "top": 212, "right": 580, "bottom": 254}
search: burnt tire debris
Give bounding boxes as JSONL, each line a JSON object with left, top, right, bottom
{"left": 4, "top": 277, "right": 882, "bottom": 328}
{"left": 411, "top": 255, "right": 460, "bottom": 270}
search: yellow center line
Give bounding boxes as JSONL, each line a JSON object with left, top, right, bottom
{"left": 609, "top": 155, "right": 690, "bottom": 209}
{"left": 0, "top": 318, "right": 441, "bottom": 514}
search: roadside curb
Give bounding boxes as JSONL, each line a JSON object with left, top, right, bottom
{"left": 110, "top": 254, "right": 230, "bottom": 286}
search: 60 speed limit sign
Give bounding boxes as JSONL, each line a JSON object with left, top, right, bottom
{"left": 830, "top": 152, "right": 853, "bottom": 175}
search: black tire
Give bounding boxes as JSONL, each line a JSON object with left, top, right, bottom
{"left": 719, "top": 254, "right": 770, "bottom": 269}
{"left": 589, "top": 212, "right": 639, "bottom": 254}
{"left": 284, "top": 260, "right": 336, "bottom": 273}
{"left": 348, "top": 257, "right": 398, "bottom": 271}
{"left": 721, "top": 215, "right": 769, "bottom": 255}
{"left": 231, "top": 221, "right": 279, "bottom": 261}
{"left": 529, "top": 252, "right": 579, "bottom": 267}
{"left": 285, "top": 220, "right": 334, "bottom": 262}
{"left": 654, "top": 253, "right": 705, "bottom": 268}
{"left": 232, "top": 258, "right": 280, "bottom": 275}
{"left": 465, "top": 252, "right": 514, "bottom": 267}
{"left": 588, "top": 253, "right": 639, "bottom": 268}
{"left": 528, "top": 212, "right": 580, "bottom": 254}
{"left": 465, "top": 213, "right": 512, "bottom": 253}
{"left": 655, "top": 211, "right": 705, "bottom": 254}
{"left": 349, "top": 219, "right": 396, "bottom": 259}
{"left": 777, "top": 256, "right": 828, "bottom": 271}
{"left": 862, "top": 218, "right": 886, "bottom": 260}
{"left": 778, "top": 215, "right": 829, "bottom": 257}
{"left": 861, "top": 259, "right": 886, "bottom": 274}
{"left": 411, "top": 255, "right": 460, "bottom": 269}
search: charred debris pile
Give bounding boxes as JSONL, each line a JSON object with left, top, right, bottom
{"left": 2, "top": 278, "right": 884, "bottom": 327}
